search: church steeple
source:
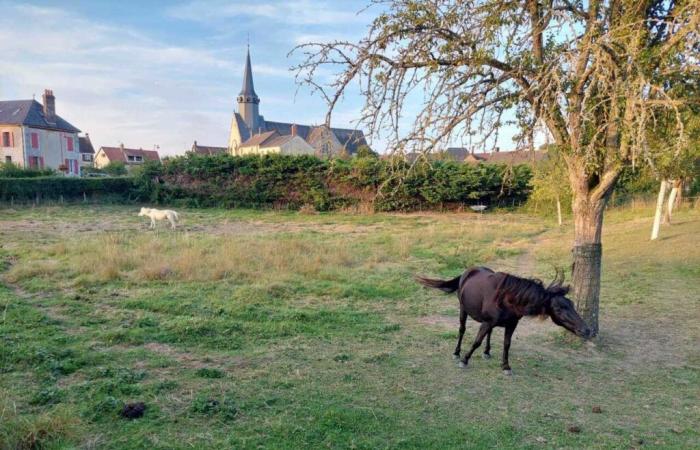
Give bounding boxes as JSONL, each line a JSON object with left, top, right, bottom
{"left": 237, "top": 47, "right": 260, "bottom": 131}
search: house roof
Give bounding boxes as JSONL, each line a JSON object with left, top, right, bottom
{"left": 191, "top": 142, "right": 227, "bottom": 155}
{"left": 78, "top": 135, "right": 95, "bottom": 154}
{"left": 99, "top": 146, "right": 160, "bottom": 163}
{"left": 240, "top": 130, "right": 278, "bottom": 147}
{"left": 0, "top": 99, "right": 80, "bottom": 133}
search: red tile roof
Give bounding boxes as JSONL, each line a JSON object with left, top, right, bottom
{"left": 99, "top": 146, "right": 160, "bottom": 163}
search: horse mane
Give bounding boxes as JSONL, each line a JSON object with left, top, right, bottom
{"left": 495, "top": 273, "right": 570, "bottom": 317}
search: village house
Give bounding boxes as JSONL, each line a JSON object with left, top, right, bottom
{"left": 0, "top": 89, "right": 81, "bottom": 175}
{"left": 405, "top": 147, "right": 548, "bottom": 165}
{"left": 189, "top": 141, "right": 227, "bottom": 156}
{"left": 78, "top": 133, "right": 95, "bottom": 170}
{"left": 228, "top": 49, "right": 369, "bottom": 157}
{"left": 94, "top": 144, "right": 160, "bottom": 170}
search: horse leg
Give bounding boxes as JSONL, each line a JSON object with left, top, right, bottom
{"left": 453, "top": 309, "right": 467, "bottom": 359}
{"left": 459, "top": 322, "right": 492, "bottom": 368}
{"left": 501, "top": 322, "right": 517, "bottom": 375}
{"left": 150, "top": 218, "right": 155, "bottom": 229}
{"left": 482, "top": 329, "right": 492, "bottom": 359}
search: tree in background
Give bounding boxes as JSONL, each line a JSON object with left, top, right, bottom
{"left": 102, "top": 162, "right": 128, "bottom": 177}
{"left": 295, "top": 0, "right": 700, "bottom": 335}
{"left": 529, "top": 146, "right": 570, "bottom": 226}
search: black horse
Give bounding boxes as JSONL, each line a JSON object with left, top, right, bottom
{"left": 417, "top": 267, "right": 591, "bottom": 375}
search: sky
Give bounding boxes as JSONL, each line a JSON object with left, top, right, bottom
{"left": 0, "top": 0, "right": 523, "bottom": 156}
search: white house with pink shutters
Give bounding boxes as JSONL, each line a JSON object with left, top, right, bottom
{"left": 0, "top": 90, "right": 81, "bottom": 176}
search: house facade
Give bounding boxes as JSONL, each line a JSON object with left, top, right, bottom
{"left": 94, "top": 145, "right": 160, "bottom": 170}
{"left": 0, "top": 90, "right": 81, "bottom": 175}
{"left": 227, "top": 49, "right": 369, "bottom": 158}
{"left": 78, "top": 133, "right": 95, "bottom": 170}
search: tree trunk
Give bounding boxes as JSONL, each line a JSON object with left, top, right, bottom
{"left": 651, "top": 180, "right": 668, "bottom": 240}
{"left": 663, "top": 180, "right": 680, "bottom": 224}
{"left": 556, "top": 194, "right": 562, "bottom": 227}
{"left": 571, "top": 192, "right": 606, "bottom": 337}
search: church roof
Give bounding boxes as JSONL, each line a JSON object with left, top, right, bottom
{"left": 238, "top": 49, "right": 259, "bottom": 100}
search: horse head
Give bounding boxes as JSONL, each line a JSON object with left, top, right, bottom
{"left": 546, "top": 271, "right": 592, "bottom": 339}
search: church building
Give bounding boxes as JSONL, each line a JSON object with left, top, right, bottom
{"left": 228, "top": 49, "right": 369, "bottom": 157}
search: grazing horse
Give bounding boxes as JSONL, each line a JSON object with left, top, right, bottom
{"left": 417, "top": 267, "right": 591, "bottom": 375}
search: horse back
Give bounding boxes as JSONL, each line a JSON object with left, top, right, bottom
{"left": 458, "top": 267, "right": 505, "bottom": 323}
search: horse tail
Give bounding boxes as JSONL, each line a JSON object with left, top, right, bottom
{"left": 172, "top": 211, "right": 180, "bottom": 221}
{"left": 415, "top": 275, "right": 461, "bottom": 293}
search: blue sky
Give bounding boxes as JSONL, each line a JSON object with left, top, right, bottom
{"left": 0, "top": 0, "right": 524, "bottom": 155}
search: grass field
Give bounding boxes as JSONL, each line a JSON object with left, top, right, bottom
{"left": 1, "top": 204, "right": 698, "bottom": 449}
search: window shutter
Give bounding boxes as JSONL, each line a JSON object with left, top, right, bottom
{"left": 67, "top": 137, "right": 74, "bottom": 151}
{"left": 73, "top": 160, "right": 78, "bottom": 174}
{"left": 39, "top": 157, "right": 45, "bottom": 169}
{"left": 31, "top": 133, "right": 39, "bottom": 149}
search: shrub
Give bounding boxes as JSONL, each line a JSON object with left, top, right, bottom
{"left": 132, "top": 153, "right": 532, "bottom": 212}
{"left": 0, "top": 177, "right": 134, "bottom": 203}
{"left": 0, "top": 162, "right": 55, "bottom": 178}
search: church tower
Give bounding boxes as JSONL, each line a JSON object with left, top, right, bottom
{"left": 237, "top": 48, "right": 260, "bottom": 131}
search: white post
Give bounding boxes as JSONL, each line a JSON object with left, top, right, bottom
{"left": 556, "top": 195, "right": 562, "bottom": 227}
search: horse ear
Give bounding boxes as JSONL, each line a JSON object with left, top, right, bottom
{"left": 547, "top": 267, "right": 565, "bottom": 290}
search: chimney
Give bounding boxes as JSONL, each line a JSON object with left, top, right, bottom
{"left": 120, "top": 143, "right": 125, "bottom": 151}
{"left": 291, "top": 124, "right": 298, "bottom": 137}
{"left": 494, "top": 146, "right": 500, "bottom": 153}
{"left": 42, "top": 89, "right": 56, "bottom": 124}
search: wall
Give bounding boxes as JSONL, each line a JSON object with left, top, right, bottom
{"left": 0, "top": 125, "right": 25, "bottom": 166}
{"left": 22, "top": 127, "right": 80, "bottom": 176}
{"left": 94, "top": 149, "right": 113, "bottom": 169}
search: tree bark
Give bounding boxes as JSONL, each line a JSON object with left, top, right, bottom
{"left": 663, "top": 180, "right": 680, "bottom": 224}
{"left": 651, "top": 180, "right": 668, "bottom": 240}
{"left": 570, "top": 192, "right": 606, "bottom": 336}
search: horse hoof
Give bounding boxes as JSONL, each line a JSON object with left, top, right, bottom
{"left": 452, "top": 354, "right": 460, "bottom": 360}
{"left": 458, "top": 361, "right": 468, "bottom": 369}
{"left": 503, "top": 369, "right": 513, "bottom": 376}
{"left": 482, "top": 353, "right": 491, "bottom": 359}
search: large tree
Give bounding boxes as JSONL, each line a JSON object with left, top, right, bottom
{"left": 294, "top": 0, "right": 699, "bottom": 336}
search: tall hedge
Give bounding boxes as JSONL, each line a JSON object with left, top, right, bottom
{"left": 0, "top": 177, "right": 134, "bottom": 202}
{"left": 132, "top": 154, "right": 533, "bottom": 211}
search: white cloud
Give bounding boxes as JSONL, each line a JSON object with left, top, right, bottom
{"left": 168, "top": 0, "right": 369, "bottom": 26}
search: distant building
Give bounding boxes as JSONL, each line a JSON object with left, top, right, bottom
{"left": 227, "top": 48, "right": 369, "bottom": 157}
{"left": 94, "top": 144, "right": 160, "bottom": 170}
{"left": 78, "top": 133, "right": 95, "bottom": 171}
{"left": 189, "top": 141, "right": 228, "bottom": 156}
{"left": 405, "top": 147, "right": 548, "bottom": 165}
{"left": 0, "top": 89, "right": 81, "bottom": 175}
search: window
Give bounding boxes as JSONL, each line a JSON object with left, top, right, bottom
{"left": 66, "top": 137, "right": 74, "bottom": 151}
{"left": 127, "top": 155, "right": 143, "bottom": 162}
{"left": 82, "top": 154, "right": 93, "bottom": 162}
{"left": 5, "top": 156, "right": 11, "bottom": 163}
{"left": 31, "top": 132, "right": 39, "bottom": 149}
{"left": 1, "top": 132, "right": 11, "bottom": 147}
{"left": 29, "top": 156, "right": 39, "bottom": 168}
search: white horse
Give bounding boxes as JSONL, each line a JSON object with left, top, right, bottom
{"left": 138, "top": 207, "right": 180, "bottom": 229}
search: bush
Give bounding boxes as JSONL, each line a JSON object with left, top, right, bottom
{"left": 131, "top": 153, "right": 533, "bottom": 212}
{"left": 0, "top": 177, "right": 134, "bottom": 203}
{"left": 0, "top": 162, "right": 55, "bottom": 178}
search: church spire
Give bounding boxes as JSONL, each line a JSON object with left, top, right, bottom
{"left": 237, "top": 45, "right": 261, "bottom": 132}
{"left": 238, "top": 47, "right": 259, "bottom": 102}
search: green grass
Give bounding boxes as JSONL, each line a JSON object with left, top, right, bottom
{"left": 1, "top": 204, "right": 698, "bottom": 449}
